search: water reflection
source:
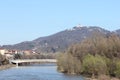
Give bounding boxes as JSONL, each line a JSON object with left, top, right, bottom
{"left": 0, "top": 63, "right": 85, "bottom": 80}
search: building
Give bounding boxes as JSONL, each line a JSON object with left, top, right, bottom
{"left": 0, "top": 48, "right": 8, "bottom": 55}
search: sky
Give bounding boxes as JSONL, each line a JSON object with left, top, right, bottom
{"left": 0, "top": 0, "right": 120, "bottom": 45}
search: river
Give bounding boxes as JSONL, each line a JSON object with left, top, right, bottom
{"left": 0, "top": 63, "right": 85, "bottom": 80}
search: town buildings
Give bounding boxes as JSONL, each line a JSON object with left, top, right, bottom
{"left": 0, "top": 48, "right": 36, "bottom": 60}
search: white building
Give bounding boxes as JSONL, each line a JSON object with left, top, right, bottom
{"left": 0, "top": 48, "right": 7, "bottom": 55}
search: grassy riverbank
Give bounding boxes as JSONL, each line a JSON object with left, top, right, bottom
{"left": 0, "top": 64, "right": 15, "bottom": 70}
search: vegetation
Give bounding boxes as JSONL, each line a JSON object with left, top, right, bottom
{"left": 57, "top": 33, "right": 120, "bottom": 79}
{"left": 14, "top": 53, "right": 56, "bottom": 59}
{"left": 82, "top": 54, "right": 107, "bottom": 76}
{"left": 114, "top": 60, "right": 120, "bottom": 78}
{"left": 0, "top": 54, "right": 9, "bottom": 65}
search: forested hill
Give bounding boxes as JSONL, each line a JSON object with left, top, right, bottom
{"left": 2, "top": 26, "right": 118, "bottom": 53}
{"left": 115, "top": 29, "right": 120, "bottom": 36}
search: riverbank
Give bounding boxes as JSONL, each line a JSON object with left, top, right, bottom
{"left": 85, "top": 76, "right": 120, "bottom": 80}
{"left": 0, "top": 64, "right": 15, "bottom": 70}
{"left": 86, "top": 78, "right": 120, "bottom": 80}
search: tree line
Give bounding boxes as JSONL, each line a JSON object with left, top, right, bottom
{"left": 14, "top": 53, "right": 56, "bottom": 59}
{"left": 57, "top": 33, "right": 120, "bottom": 79}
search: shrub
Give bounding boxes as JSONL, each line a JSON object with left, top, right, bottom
{"left": 57, "top": 53, "right": 67, "bottom": 72}
{"left": 82, "top": 54, "right": 108, "bottom": 77}
{"left": 114, "top": 60, "right": 120, "bottom": 78}
{"left": 57, "top": 53, "right": 82, "bottom": 74}
{"left": 66, "top": 53, "right": 82, "bottom": 74}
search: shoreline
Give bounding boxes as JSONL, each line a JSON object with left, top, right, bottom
{"left": 0, "top": 64, "right": 15, "bottom": 71}
{"left": 85, "top": 77, "right": 120, "bottom": 80}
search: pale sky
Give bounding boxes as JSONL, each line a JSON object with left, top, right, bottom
{"left": 0, "top": 0, "right": 120, "bottom": 45}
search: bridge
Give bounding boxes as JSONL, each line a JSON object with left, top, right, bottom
{"left": 10, "top": 59, "right": 57, "bottom": 67}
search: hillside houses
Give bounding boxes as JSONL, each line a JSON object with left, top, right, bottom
{"left": 0, "top": 48, "right": 36, "bottom": 59}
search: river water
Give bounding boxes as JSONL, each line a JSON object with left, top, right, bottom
{"left": 0, "top": 63, "right": 85, "bottom": 80}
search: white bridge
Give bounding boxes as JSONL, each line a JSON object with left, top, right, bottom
{"left": 10, "top": 59, "right": 57, "bottom": 67}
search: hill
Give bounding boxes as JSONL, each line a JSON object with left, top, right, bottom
{"left": 115, "top": 29, "right": 120, "bottom": 36}
{"left": 1, "top": 26, "right": 111, "bottom": 53}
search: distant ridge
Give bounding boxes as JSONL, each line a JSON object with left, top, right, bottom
{"left": 2, "top": 25, "right": 120, "bottom": 53}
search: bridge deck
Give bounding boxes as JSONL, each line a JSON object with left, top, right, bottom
{"left": 10, "top": 59, "right": 57, "bottom": 67}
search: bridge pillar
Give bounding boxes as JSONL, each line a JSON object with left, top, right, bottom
{"left": 9, "top": 60, "right": 12, "bottom": 64}
{"left": 16, "top": 63, "right": 18, "bottom": 67}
